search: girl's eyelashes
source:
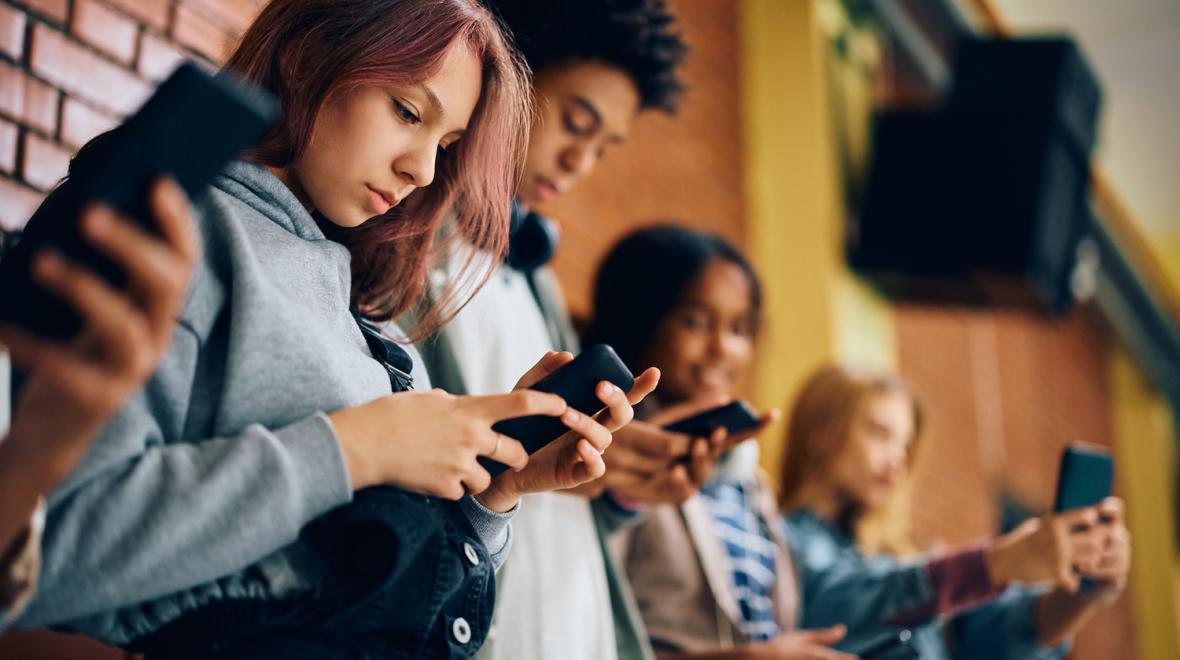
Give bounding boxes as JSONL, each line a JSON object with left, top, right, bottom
{"left": 393, "top": 98, "right": 421, "bottom": 125}
{"left": 562, "top": 109, "right": 595, "bottom": 137}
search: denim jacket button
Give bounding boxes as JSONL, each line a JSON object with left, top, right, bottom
{"left": 463, "top": 542, "right": 480, "bottom": 566}
{"left": 451, "top": 617, "right": 472, "bottom": 644}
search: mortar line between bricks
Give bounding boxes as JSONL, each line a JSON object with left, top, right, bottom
{"left": 12, "top": 122, "right": 27, "bottom": 188}
{"left": 19, "top": 5, "right": 32, "bottom": 67}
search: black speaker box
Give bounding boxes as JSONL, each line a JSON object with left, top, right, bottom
{"left": 849, "top": 38, "right": 1101, "bottom": 313}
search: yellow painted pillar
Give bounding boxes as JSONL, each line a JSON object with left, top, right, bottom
{"left": 1110, "top": 349, "right": 1180, "bottom": 660}
{"left": 739, "top": 0, "right": 895, "bottom": 481}
{"left": 1156, "top": 232, "right": 1180, "bottom": 294}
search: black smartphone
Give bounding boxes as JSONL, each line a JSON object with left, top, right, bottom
{"left": 1053, "top": 442, "right": 1114, "bottom": 590}
{"left": 1054, "top": 442, "right": 1113, "bottom": 513}
{"left": 0, "top": 62, "right": 279, "bottom": 341}
{"left": 844, "top": 628, "right": 917, "bottom": 660}
{"left": 478, "top": 344, "right": 634, "bottom": 478}
{"left": 663, "top": 400, "right": 761, "bottom": 437}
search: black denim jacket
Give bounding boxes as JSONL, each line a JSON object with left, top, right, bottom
{"left": 130, "top": 319, "right": 496, "bottom": 659}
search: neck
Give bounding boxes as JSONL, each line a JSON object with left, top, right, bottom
{"left": 266, "top": 165, "right": 314, "bottom": 212}
{"left": 809, "top": 486, "right": 848, "bottom": 525}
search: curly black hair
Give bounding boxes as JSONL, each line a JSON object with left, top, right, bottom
{"left": 486, "top": 0, "right": 687, "bottom": 113}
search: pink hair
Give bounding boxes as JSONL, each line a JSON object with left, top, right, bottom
{"left": 225, "top": 0, "right": 531, "bottom": 337}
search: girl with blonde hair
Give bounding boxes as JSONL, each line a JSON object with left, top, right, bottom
{"left": 781, "top": 364, "right": 1131, "bottom": 659}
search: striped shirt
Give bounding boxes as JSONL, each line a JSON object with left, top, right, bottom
{"left": 699, "top": 478, "right": 780, "bottom": 642}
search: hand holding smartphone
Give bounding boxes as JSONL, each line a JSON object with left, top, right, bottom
{"left": 1054, "top": 442, "right": 1114, "bottom": 513}
{"left": 478, "top": 345, "right": 634, "bottom": 477}
{"left": 1053, "top": 442, "right": 1115, "bottom": 591}
{"left": 0, "top": 63, "right": 278, "bottom": 340}
{"left": 662, "top": 400, "right": 762, "bottom": 437}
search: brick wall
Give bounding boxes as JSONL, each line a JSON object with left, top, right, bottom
{"left": 544, "top": 0, "right": 746, "bottom": 320}
{"left": 898, "top": 305, "right": 1138, "bottom": 659}
{"left": 0, "top": 0, "right": 264, "bottom": 232}
{"left": 0, "top": 2, "right": 263, "bottom": 656}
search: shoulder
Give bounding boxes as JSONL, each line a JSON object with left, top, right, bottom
{"left": 782, "top": 509, "right": 847, "bottom": 570}
{"left": 179, "top": 181, "right": 266, "bottom": 341}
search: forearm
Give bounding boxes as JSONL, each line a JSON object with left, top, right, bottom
{"left": 24, "top": 412, "right": 352, "bottom": 627}
{"left": 0, "top": 425, "right": 89, "bottom": 555}
{"left": 0, "top": 451, "right": 45, "bottom": 560}
{"left": 805, "top": 543, "right": 1000, "bottom": 630}
{"left": 657, "top": 650, "right": 755, "bottom": 660}
{"left": 1034, "top": 587, "right": 1100, "bottom": 648}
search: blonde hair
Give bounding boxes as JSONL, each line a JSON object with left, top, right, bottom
{"left": 778, "top": 364, "right": 925, "bottom": 557}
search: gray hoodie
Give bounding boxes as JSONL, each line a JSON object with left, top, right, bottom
{"left": 18, "top": 162, "right": 512, "bottom": 641}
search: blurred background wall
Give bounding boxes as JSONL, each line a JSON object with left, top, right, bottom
{"left": 0, "top": 0, "right": 1176, "bottom": 658}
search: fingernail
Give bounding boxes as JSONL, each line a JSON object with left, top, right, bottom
{"left": 85, "top": 208, "right": 111, "bottom": 235}
{"left": 563, "top": 409, "right": 579, "bottom": 424}
{"left": 162, "top": 177, "right": 185, "bottom": 198}
{"left": 34, "top": 249, "right": 63, "bottom": 277}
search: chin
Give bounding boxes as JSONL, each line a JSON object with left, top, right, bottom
{"left": 864, "top": 490, "right": 893, "bottom": 510}
{"left": 695, "top": 383, "right": 731, "bottom": 400}
{"left": 320, "top": 207, "right": 369, "bottom": 229}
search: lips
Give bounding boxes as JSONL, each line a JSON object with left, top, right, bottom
{"left": 695, "top": 367, "right": 731, "bottom": 390}
{"left": 533, "top": 175, "right": 564, "bottom": 203}
{"left": 365, "top": 184, "right": 398, "bottom": 214}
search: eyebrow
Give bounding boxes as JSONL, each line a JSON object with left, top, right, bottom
{"left": 420, "top": 84, "right": 445, "bottom": 119}
{"left": 571, "top": 95, "right": 624, "bottom": 144}
{"left": 570, "top": 95, "right": 602, "bottom": 129}
{"left": 575, "top": 96, "right": 629, "bottom": 145}
{"left": 419, "top": 83, "right": 470, "bottom": 137}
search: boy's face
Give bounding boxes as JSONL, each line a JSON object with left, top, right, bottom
{"left": 518, "top": 59, "right": 641, "bottom": 207}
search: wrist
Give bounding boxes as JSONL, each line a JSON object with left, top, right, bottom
{"left": 326, "top": 410, "right": 376, "bottom": 491}
{"left": 0, "top": 444, "right": 52, "bottom": 552}
{"left": 984, "top": 539, "right": 1014, "bottom": 585}
{"left": 1077, "top": 578, "right": 1126, "bottom": 606}
{"left": 475, "top": 478, "right": 520, "bottom": 513}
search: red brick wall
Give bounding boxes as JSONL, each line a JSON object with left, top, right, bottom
{"left": 0, "top": 3, "right": 263, "bottom": 656}
{"left": 544, "top": 0, "right": 745, "bottom": 320}
{"left": 898, "top": 305, "right": 1138, "bottom": 659}
{"left": 0, "top": 0, "right": 264, "bottom": 232}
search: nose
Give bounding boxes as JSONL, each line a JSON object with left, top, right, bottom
{"left": 558, "top": 140, "right": 598, "bottom": 179}
{"left": 712, "top": 327, "right": 746, "bottom": 361}
{"left": 394, "top": 140, "right": 437, "bottom": 190}
{"left": 886, "top": 444, "right": 907, "bottom": 474}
